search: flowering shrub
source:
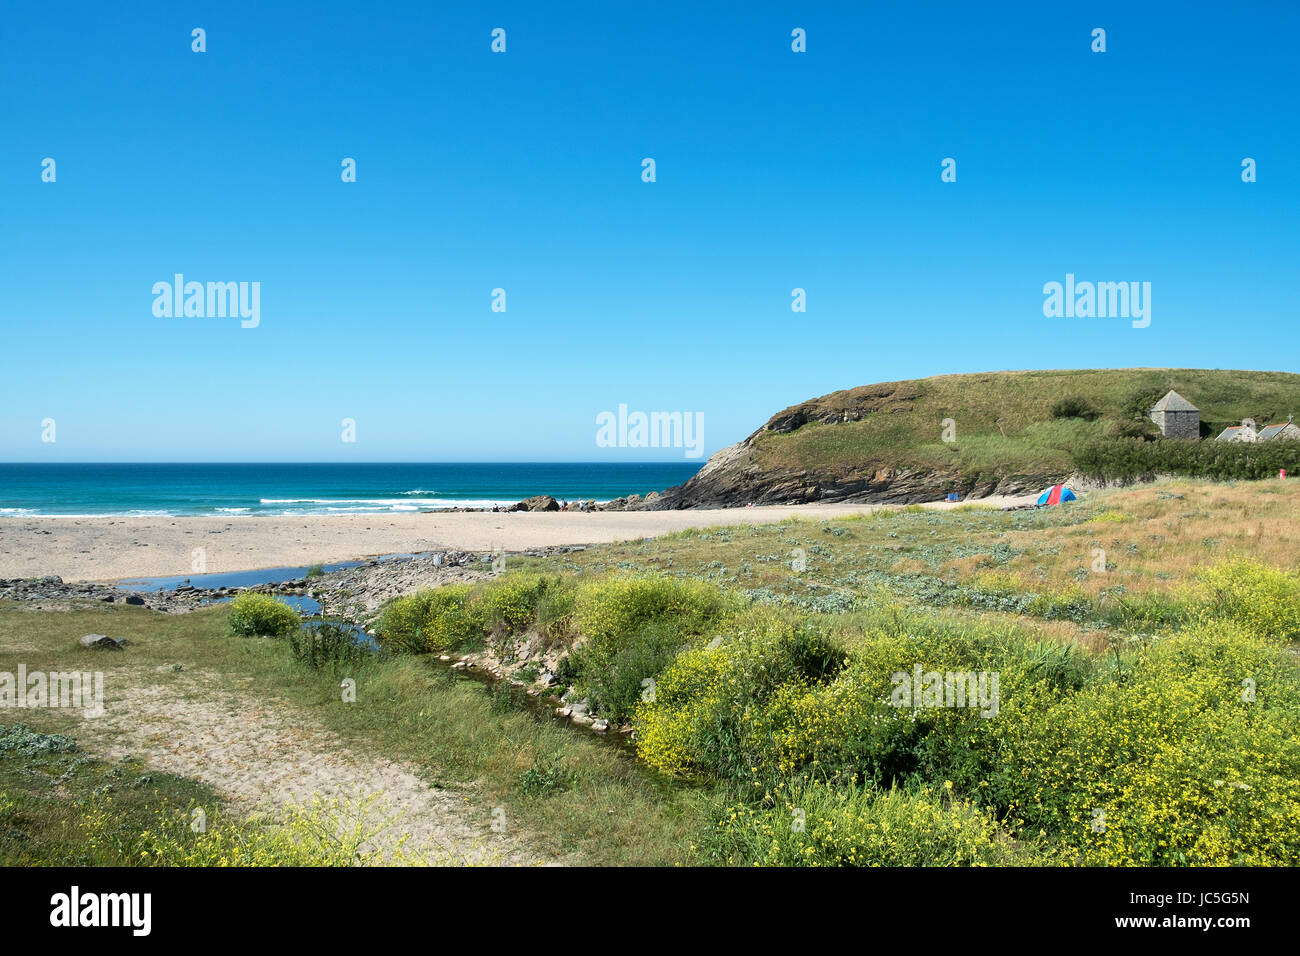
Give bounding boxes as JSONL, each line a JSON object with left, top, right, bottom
{"left": 635, "top": 608, "right": 845, "bottom": 778}
{"left": 565, "top": 575, "right": 741, "bottom": 720}
{"left": 573, "top": 575, "right": 735, "bottom": 646}
{"left": 374, "top": 586, "right": 473, "bottom": 653}
{"left": 1192, "top": 560, "right": 1300, "bottom": 644}
{"left": 992, "top": 621, "right": 1300, "bottom": 865}
{"left": 375, "top": 575, "right": 573, "bottom": 654}
{"left": 227, "top": 593, "right": 300, "bottom": 638}
{"left": 699, "top": 781, "right": 1027, "bottom": 866}
{"left": 478, "top": 574, "right": 555, "bottom": 632}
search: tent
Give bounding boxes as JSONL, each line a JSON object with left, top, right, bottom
{"left": 1037, "top": 484, "right": 1077, "bottom": 506}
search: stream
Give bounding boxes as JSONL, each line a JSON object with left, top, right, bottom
{"left": 112, "top": 558, "right": 635, "bottom": 752}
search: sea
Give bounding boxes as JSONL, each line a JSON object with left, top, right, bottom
{"left": 0, "top": 463, "right": 703, "bottom": 518}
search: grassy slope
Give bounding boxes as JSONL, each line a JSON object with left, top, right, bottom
{"left": 751, "top": 368, "right": 1300, "bottom": 480}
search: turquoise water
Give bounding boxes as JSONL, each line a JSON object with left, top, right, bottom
{"left": 0, "top": 463, "right": 700, "bottom": 517}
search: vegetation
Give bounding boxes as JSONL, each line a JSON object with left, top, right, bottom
{"left": 289, "top": 620, "right": 374, "bottom": 671}
{"left": 0, "top": 723, "right": 438, "bottom": 865}
{"left": 368, "top": 479, "right": 1300, "bottom": 866}
{"left": 699, "top": 781, "right": 1031, "bottom": 866}
{"left": 1049, "top": 394, "right": 1101, "bottom": 420}
{"left": 9, "top": 477, "right": 1300, "bottom": 867}
{"left": 0, "top": 599, "right": 711, "bottom": 866}
{"left": 748, "top": 368, "right": 1300, "bottom": 486}
{"left": 1073, "top": 435, "right": 1300, "bottom": 481}
{"left": 374, "top": 573, "right": 736, "bottom": 719}
{"left": 515, "top": 479, "right": 1300, "bottom": 615}
{"left": 228, "top": 592, "right": 301, "bottom": 637}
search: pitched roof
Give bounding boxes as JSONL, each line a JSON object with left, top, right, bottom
{"left": 1151, "top": 389, "right": 1198, "bottom": 412}
{"left": 1214, "top": 426, "right": 1242, "bottom": 441}
{"left": 1259, "top": 423, "right": 1300, "bottom": 441}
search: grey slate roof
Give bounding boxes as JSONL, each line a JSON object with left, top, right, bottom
{"left": 1151, "top": 390, "right": 1198, "bottom": 412}
{"left": 1258, "top": 423, "right": 1300, "bottom": 441}
{"left": 1213, "top": 422, "right": 1299, "bottom": 442}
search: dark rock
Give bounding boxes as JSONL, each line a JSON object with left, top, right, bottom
{"left": 80, "top": 634, "right": 123, "bottom": 650}
{"left": 509, "top": 495, "right": 559, "bottom": 512}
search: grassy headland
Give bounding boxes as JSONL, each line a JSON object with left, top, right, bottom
{"left": 663, "top": 368, "right": 1300, "bottom": 505}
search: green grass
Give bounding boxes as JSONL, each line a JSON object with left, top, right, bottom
{"left": 0, "top": 723, "right": 221, "bottom": 865}
{"left": 748, "top": 368, "right": 1300, "bottom": 483}
{"left": 0, "top": 601, "right": 717, "bottom": 866}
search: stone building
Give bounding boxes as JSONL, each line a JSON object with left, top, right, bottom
{"left": 1215, "top": 418, "right": 1300, "bottom": 443}
{"left": 1149, "top": 390, "right": 1200, "bottom": 439}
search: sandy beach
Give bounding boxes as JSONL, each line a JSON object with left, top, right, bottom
{"left": 0, "top": 496, "right": 1037, "bottom": 582}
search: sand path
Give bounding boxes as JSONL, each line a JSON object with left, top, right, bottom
{"left": 73, "top": 671, "right": 547, "bottom": 865}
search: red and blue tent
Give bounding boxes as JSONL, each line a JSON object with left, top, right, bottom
{"left": 1037, "top": 484, "right": 1077, "bottom": 506}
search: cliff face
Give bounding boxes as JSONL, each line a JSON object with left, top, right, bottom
{"left": 655, "top": 380, "right": 1043, "bottom": 508}
{"left": 655, "top": 440, "right": 1046, "bottom": 509}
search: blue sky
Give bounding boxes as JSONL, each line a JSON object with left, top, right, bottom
{"left": 2, "top": 1, "right": 1295, "bottom": 462}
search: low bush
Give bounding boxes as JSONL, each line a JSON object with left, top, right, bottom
{"left": 562, "top": 576, "right": 740, "bottom": 719}
{"left": 1074, "top": 436, "right": 1300, "bottom": 481}
{"left": 1102, "top": 417, "right": 1159, "bottom": 440}
{"left": 991, "top": 621, "right": 1300, "bottom": 865}
{"left": 1050, "top": 395, "right": 1101, "bottom": 421}
{"left": 375, "top": 575, "right": 575, "bottom": 655}
{"left": 289, "top": 621, "right": 373, "bottom": 670}
{"left": 518, "top": 751, "right": 575, "bottom": 797}
{"left": 576, "top": 620, "right": 690, "bottom": 722}
{"left": 698, "top": 781, "right": 1028, "bottom": 866}
{"left": 635, "top": 607, "right": 846, "bottom": 779}
{"left": 228, "top": 593, "right": 300, "bottom": 638}
{"left": 573, "top": 575, "right": 735, "bottom": 646}
{"left": 1192, "top": 560, "right": 1300, "bottom": 644}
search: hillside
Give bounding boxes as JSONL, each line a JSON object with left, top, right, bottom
{"left": 658, "top": 369, "right": 1300, "bottom": 507}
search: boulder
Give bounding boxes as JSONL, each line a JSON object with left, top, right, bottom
{"left": 80, "top": 634, "right": 123, "bottom": 650}
{"left": 510, "top": 495, "right": 559, "bottom": 512}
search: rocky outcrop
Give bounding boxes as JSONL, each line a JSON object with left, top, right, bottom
{"left": 509, "top": 495, "right": 560, "bottom": 512}
{"left": 656, "top": 446, "right": 1046, "bottom": 508}
{"left": 652, "top": 382, "right": 1057, "bottom": 509}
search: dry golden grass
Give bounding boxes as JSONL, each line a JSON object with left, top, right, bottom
{"left": 524, "top": 477, "right": 1300, "bottom": 615}
{"left": 992, "top": 479, "right": 1298, "bottom": 598}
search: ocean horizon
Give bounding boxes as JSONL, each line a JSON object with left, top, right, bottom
{"left": 0, "top": 463, "right": 702, "bottom": 518}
